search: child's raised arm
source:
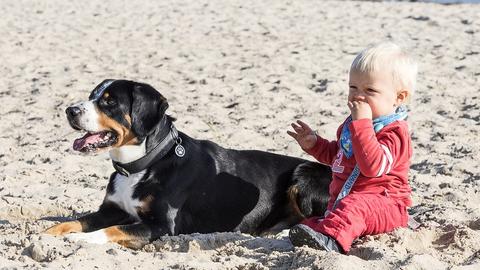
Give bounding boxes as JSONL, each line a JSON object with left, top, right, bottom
{"left": 287, "top": 120, "right": 317, "bottom": 150}
{"left": 288, "top": 120, "right": 339, "bottom": 166}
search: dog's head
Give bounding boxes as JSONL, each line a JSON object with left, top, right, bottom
{"left": 66, "top": 79, "right": 168, "bottom": 153}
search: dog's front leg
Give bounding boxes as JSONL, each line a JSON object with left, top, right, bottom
{"left": 44, "top": 202, "right": 133, "bottom": 236}
{"left": 66, "top": 223, "right": 162, "bottom": 249}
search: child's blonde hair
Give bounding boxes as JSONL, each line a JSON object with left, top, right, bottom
{"left": 350, "top": 42, "right": 418, "bottom": 97}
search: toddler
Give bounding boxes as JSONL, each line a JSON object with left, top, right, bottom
{"left": 287, "top": 42, "right": 417, "bottom": 253}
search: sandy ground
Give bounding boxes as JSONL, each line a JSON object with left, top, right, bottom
{"left": 0, "top": 0, "right": 479, "bottom": 269}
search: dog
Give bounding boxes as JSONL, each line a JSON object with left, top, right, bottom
{"left": 45, "top": 79, "right": 331, "bottom": 248}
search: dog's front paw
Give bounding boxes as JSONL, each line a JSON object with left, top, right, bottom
{"left": 66, "top": 230, "right": 109, "bottom": 245}
{"left": 44, "top": 221, "right": 82, "bottom": 236}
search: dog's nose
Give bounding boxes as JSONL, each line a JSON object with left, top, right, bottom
{"left": 66, "top": 106, "right": 82, "bottom": 118}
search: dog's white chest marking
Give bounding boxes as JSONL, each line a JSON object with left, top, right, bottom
{"left": 166, "top": 203, "right": 179, "bottom": 234}
{"left": 109, "top": 140, "right": 146, "bottom": 164}
{"left": 106, "top": 170, "right": 146, "bottom": 220}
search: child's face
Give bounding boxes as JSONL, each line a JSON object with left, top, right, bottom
{"left": 348, "top": 70, "right": 405, "bottom": 119}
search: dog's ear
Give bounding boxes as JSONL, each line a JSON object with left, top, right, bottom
{"left": 131, "top": 83, "right": 169, "bottom": 138}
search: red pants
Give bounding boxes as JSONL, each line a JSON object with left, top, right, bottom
{"left": 301, "top": 193, "right": 408, "bottom": 253}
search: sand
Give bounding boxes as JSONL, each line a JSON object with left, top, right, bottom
{"left": 0, "top": 0, "right": 479, "bottom": 269}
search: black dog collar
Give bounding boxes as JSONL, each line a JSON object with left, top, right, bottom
{"left": 112, "top": 124, "right": 183, "bottom": 176}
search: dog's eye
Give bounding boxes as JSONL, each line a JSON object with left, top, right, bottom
{"left": 99, "top": 97, "right": 116, "bottom": 106}
{"left": 106, "top": 98, "right": 116, "bottom": 105}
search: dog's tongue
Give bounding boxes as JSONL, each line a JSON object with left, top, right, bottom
{"left": 73, "top": 132, "right": 104, "bottom": 151}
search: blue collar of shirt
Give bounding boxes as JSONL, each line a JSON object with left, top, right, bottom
{"left": 340, "top": 106, "right": 408, "bottom": 158}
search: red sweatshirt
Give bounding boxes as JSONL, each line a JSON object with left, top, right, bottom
{"left": 305, "top": 118, "right": 413, "bottom": 210}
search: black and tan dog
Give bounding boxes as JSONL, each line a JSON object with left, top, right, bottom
{"left": 45, "top": 79, "right": 331, "bottom": 248}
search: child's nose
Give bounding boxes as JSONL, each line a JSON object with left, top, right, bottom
{"left": 352, "top": 92, "right": 366, "bottom": 100}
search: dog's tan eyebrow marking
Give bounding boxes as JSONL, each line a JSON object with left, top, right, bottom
{"left": 103, "top": 92, "right": 110, "bottom": 99}
{"left": 92, "top": 80, "right": 115, "bottom": 100}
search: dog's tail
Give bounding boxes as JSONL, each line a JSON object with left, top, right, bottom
{"left": 288, "top": 162, "right": 331, "bottom": 219}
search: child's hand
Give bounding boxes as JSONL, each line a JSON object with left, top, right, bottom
{"left": 348, "top": 97, "right": 372, "bottom": 120}
{"left": 287, "top": 120, "right": 317, "bottom": 150}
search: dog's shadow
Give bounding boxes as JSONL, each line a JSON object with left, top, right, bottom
{"left": 39, "top": 210, "right": 89, "bottom": 223}
{"left": 39, "top": 216, "right": 77, "bottom": 223}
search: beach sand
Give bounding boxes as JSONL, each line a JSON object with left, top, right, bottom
{"left": 0, "top": 0, "right": 479, "bottom": 269}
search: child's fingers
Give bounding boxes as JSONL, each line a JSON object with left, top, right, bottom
{"left": 348, "top": 101, "right": 354, "bottom": 110}
{"left": 296, "top": 120, "right": 312, "bottom": 132}
{"left": 292, "top": 123, "right": 308, "bottom": 134}
{"left": 354, "top": 99, "right": 368, "bottom": 106}
{"left": 291, "top": 123, "right": 303, "bottom": 133}
{"left": 286, "top": 130, "right": 298, "bottom": 140}
{"left": 351, "top": 101, "right": 360, "bottom": 107}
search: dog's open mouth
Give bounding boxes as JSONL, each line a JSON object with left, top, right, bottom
{"left": 73, "top": 131, "right": 118, "bottom": 152}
